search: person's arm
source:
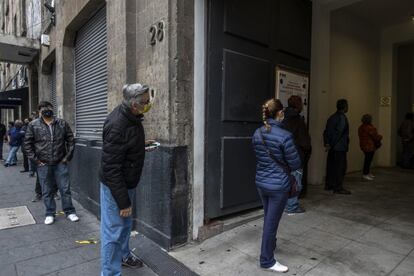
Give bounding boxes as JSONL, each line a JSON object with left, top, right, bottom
{"left": 368, "top": 127, "right": 382, "bottom": 143}
{"left": 101, "top": 127, "right": 131, "bottom": 211}
{"left": 297, "top": 118, "right": 312, "bottom": 162}
{"left": 63, "top": 122, "right": 75, "bottom": 163}
{"left": 24, "top": 124, "right": 38, "bottom": 162}
{"left": 283, "top": 134, "right": 302, "bottom": 171}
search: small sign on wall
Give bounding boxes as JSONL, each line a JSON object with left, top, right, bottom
{"left": 380, "top": 96, "right": 391, "bottom": 107}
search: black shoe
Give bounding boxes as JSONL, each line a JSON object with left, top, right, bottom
{"left": 324, "top": 187, "right": 333, "bottom": 191}
{"left": 334, "top": 189, "right": 351, "bottom": 195}
{"left": 122, "top": 252, "right": 143, "bottom": 268}
{"left": 31, "top": 194, "right": 42, "bottom": 202}
{"left": 20, "top": 170, "right": 29, "bottom": 173}
{"left": 4, "top": 163, "right": 9, "bottom": 167}
{"left": 29, "top": 172, "right": 35, "bottom": 177}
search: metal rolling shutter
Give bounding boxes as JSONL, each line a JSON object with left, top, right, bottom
{"left": 74, "top": 7, "right": 107, "bottom": 139}
{"left": 50, "top": 62, "right": 57, "bottom": 114}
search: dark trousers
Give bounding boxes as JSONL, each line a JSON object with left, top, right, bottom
{"left": 22, "top": 151, "right": 29, "bottom": 171}
{"left": 257, "top": 188, "right": 289, "bottom": 268}
{"left": 0, "top": 139, "right": 3, "bottom": 159}
{"left": 402, "top": 143, "right": 414, "bottom": 168}
{"left": 325, "top": 150, "right": 347, "bottom": 191}
{"left": 363, "top": 152, "right": 375, "bottom": 175}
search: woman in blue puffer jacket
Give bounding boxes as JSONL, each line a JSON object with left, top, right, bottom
{"left": 252, "top": 98, "right": 301, "bottom": 273}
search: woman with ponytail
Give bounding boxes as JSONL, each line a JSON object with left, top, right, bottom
{"left": 252, "top": 98, "right": 302, "bottom": 273}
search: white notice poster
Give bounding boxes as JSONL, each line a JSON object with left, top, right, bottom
{"left": 276, "top": 68, "right": 309, "bottom": 122}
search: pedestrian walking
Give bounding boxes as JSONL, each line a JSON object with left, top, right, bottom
{"left": 323, "top": 99, "right": 351, "bottom": 194}
{"left": 358, "top": 114, "right": 382, "bottom": 180}
{"left": 99, "top": 83, "right": 156, "bottom": 275}
{"left": 4, "top": 120, "right": 25, "bottom": 167}
{"left": 398, "top": 112, "right": 414, "bottom": 169}
{"left": 0, "top": 122, "right": 6, "bottom": 161}
{"left": 252, "top": 98, "right": 301, "bottom": 273}
{"left": 24, "top": 101, "right": 78, "bottom": 225}
{"left": 282, "top": 95, "right": 311, "bottom": 215}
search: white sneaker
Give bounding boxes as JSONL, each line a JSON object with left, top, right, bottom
{"left": 44, "top": 216, "right": 55, "bottom": 225}
{"left": 362, "top": 175, "right": 374, "bottom": 181}
{"left": 266, "top": 262, "right": 289, "bottom": 273}
{"left": 67, "top": 214, "right": 79, "bottom": 222}
{"left": 368, "top": 174, "right": 375, "bottom": 178}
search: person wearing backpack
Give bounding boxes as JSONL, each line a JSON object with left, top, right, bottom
{"left": 323, "top": 99, "right": 351, "bottom": 194}
{"left": 252, "top": 98, "right": 301, "bottom": 273}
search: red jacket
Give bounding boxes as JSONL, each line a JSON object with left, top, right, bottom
{"left": 358, "top": 123, "right": 382, "bottom": 153}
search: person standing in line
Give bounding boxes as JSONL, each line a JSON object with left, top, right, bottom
{"left": 323, "top": 99, "right": 351, "bottom": 194}
{"left": 282, "top": 95, "right": 311, "bottom": 215}
{"left": 0, "top": 122, "right": 6, "bottom": 161}
{"left": 252, "top": 98, "right": 301, "bottom": 273}
{"left": 358, "top": 114, "right": 382, "bottom": 181}
{"left": 398, "top": 112, "right": 414, "bottom": 169}
{"left": 20, "top": 118, "right": 32, "bottom": 173}
{"left": 4, "top": 120, "right": 25, "bottom": 167}
{"left": 100, "top": 83, "right": 156, "bottom": 275}
{"left": 24, "top": 101, "right": 78, "bottom": 224}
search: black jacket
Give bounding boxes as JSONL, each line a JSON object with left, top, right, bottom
{"left": 0, "top": 123, "right": 6, "bottom": 139}
{"left": 323, "top": 111, "right": 350, "bottom": 152}
{"left": 24, "top": 117, "right": 75, "bottom": 165}
{"left": 99, "top": 103, "right": 146, "bottom": 210}
{"left": 282, "top": 107, "right": 312, "bottom": 163}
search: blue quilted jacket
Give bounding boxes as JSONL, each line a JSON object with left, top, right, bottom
{"left": 252, "top": 119, "right": 302, "bottom": 192}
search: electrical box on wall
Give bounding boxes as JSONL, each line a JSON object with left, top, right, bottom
{"left": 41, "top": 34, "right": 50, "bottom": 47}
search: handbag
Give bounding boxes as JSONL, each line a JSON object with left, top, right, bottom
{"left": 259, "top": 128, "right": 298, "bottom": 198}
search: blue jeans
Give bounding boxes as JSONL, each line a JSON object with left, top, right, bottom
{"left": 285, "top": 169, "right": 303, "bottom": 212}
{"left": 257, "top": 188, "right": 289, "bottom": 268}
{"left": 37, "top": 163, "right": 76, "bottom": 217}
{"left": 5, "top": 145, "right": 19, "bottom": 165}
{"left": 100, "top": 183, "right": 135, "bottom": 276}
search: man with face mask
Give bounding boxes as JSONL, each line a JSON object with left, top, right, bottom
{"left": 24, "top": 101, "right": 78, "bottom": 225}
{"left": 323, "top": 99, "right": 351, "bottom": 194}
{"left": 99, "top": 83, "right": 155, "bottom": 275}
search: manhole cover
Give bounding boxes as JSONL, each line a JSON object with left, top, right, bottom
{"left": 0, "top": 206, "right": 36, "bottom": 230}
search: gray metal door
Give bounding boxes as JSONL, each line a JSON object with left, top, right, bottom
{"left": 74, "top": 7, "right": 107, "bottom": 139}
{"left": 49, "top": 62, "right": 56, "bottom": 114}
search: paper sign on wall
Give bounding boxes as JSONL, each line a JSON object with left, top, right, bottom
{"left": 275, "top": 68, "right": 309, "bottom": 122}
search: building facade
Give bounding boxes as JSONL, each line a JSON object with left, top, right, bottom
{"left": 0, "top": 0, "right": 40, "bottom": 124}
{"left": 35, "top": 0, "right": 313, "bottom": 250}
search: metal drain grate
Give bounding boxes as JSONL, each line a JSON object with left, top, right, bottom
{"left": 0, "top": 206, "right": 36, "bottom": 230}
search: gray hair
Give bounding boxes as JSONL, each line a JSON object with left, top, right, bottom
{"left": 122, "top": 83, "right": 149, "bottom": 107}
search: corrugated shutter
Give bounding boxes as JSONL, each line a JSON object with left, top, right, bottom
{"left": 74, "top": 7, "right": 107, "bottom": 139}
{"left": 50, "top": 62, "right": 57, "bottom": 114}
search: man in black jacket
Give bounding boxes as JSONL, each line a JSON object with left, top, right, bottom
{"left": 323, "top": 99, "right": 351, "bottom": 194}
{"left": 282, "top": 95, "right": 312, "bottom": 214}
{"left": 24, "top": 101, "right": 78, "bottom": 224}
{"left": 0, "top": 122, "right": 6, "bottom": 160}
{"left": 100, "top": 83, "right": 154, "bottom": 275}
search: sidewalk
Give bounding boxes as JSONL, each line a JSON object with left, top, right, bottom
{"left": 170, "top": 168, "right": 414, "bottom": 276}
{"left": 0, "top": 152, "right": 157, "bottom": 276}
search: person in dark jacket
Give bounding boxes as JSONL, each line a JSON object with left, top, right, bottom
{"left": 0, "top": 122, "right": 6, "bottom": 160}
{"left": 398, "top": 112, "right": 414, "bottom": 169}
{"left": 20, "top": 118, "right": 31, "bottom": 173}
{"left": 4, "top": 120, "right": 25, "bottom": 167}
{"left": 100, "top": 83, "right": 156, "bottom": 275}
{"left": 24, "top": 101, "right": 78, "bottom": 225}
{"left": 323, "top": 99, "right": 351, "bottom": 194}
{"left": 252, "top": 98, "right": 301, "bottom": 273}
{"left": 358, "top": 114, "right": 382, "bottom": 180}
{"left": 282, "top": 95, "right": 311, "bottom": 214}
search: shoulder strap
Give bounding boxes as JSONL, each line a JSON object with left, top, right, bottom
{"left": 259, "top": 128, "right": 291, "bottom": 174}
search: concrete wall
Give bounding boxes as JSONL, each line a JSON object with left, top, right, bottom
{"left": 329, "top": 10, "right": 380, "bottom": 172}
{"left": 378, "top": 22, "right": 414, "bottom": 166}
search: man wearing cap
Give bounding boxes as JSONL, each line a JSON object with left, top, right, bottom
{"left": 99, "top": 83, "right": 154, "bottom": 275}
